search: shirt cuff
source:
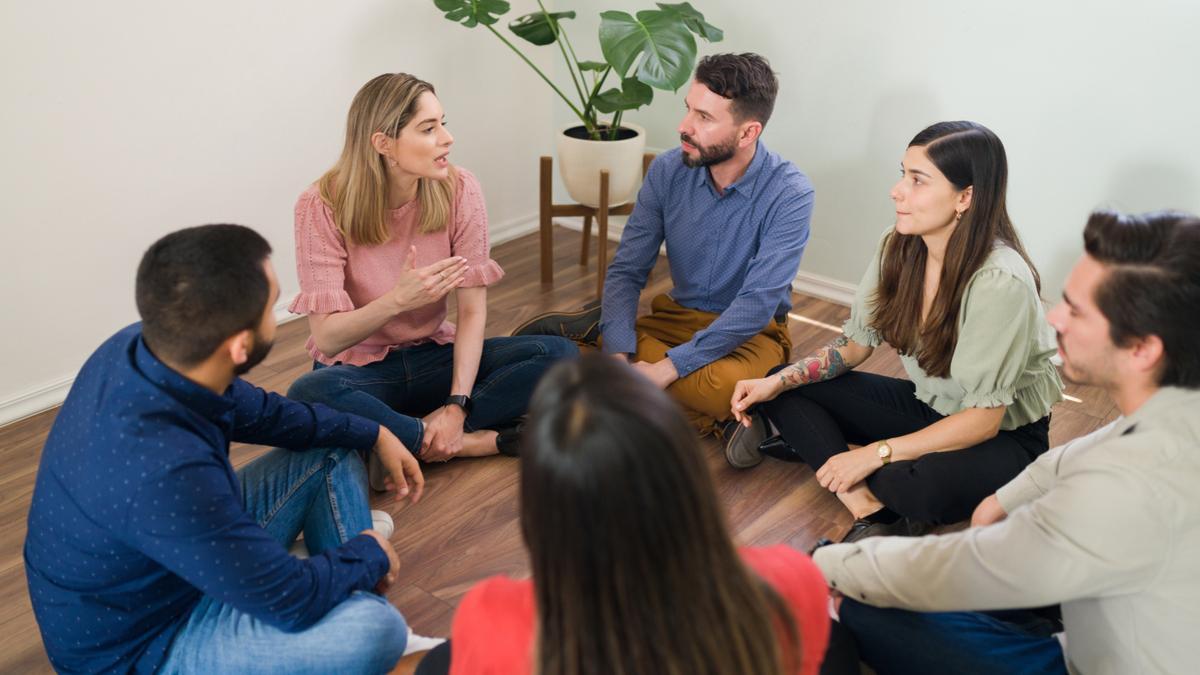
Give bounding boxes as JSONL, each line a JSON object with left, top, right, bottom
{"left": 343, "top": 414, "right": 381, "bottom": 450}
{"left": 665, "top": 344, "right": 703, "bottom": 378}
{"left": 342, "top": 533, "right": 392, "bottom": 585}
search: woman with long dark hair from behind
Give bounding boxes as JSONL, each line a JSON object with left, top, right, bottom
{"left": 727, "top": 121, "right": 1063, "bottom": 542}
{"left": 434, "top": 355, "right": 830, "bottom": 675}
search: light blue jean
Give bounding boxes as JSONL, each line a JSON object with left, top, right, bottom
{"left": 160, "top": 445, "right": 407, "bottom": 674}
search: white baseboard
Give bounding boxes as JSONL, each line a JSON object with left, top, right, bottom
{"left": 791, "top": 270, "right": 856, "bottom": 306}
{"left": 1, "top": 297, "right": 302, "bottom": 428}
{"left": 490, "top": 212, "right": 540, "bottom": 245}
{"left": 0, "top": 375, "right": 76, "bottom": 427}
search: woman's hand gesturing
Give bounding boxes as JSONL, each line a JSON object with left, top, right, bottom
{"left": 388, "top": 246, "right": 469, "bottom": 314}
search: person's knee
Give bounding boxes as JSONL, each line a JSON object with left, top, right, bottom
{"left": 538, "top": 335, "right": 579, "bottom": 360}
{"left": 285, "top": 368, "right": 340, "bottom": 403}
{"left": 324, "top": 593, "right": 408, "bottom": 670}
{"left": 874, "top": 477, "right": 964, "bottom": 524}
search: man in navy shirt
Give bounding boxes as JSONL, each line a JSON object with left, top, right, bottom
{"left": 24, "top": 225, "right": 424, "bottom": 673}
{"left": 515, "top": 53, "right": 814, "bottom": 437}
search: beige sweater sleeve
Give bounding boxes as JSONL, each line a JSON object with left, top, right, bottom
{"left": 993, "top": 419, "right": 1119, "bottom": 513}
{"left": 814, "top": 432, "right": 1167, "bottom": 612}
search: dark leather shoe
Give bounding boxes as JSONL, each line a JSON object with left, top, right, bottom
{"left": 723, "top": 415, "right": 768, "bottom": 469}
{"left": 511, "top": 302, "right": 601, "bottom": 344}
{"left": 842, "top": 516, "right": 933, "bottom": 543}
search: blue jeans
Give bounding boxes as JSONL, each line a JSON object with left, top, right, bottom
{"left": 160, "top": 446, "right": 407, "bottom": 674}
{"left": 840, "top": 599, "right": 1067, "bottom": 675}
{"left": 287, "top": 336, "right": 578, "bottom": 454}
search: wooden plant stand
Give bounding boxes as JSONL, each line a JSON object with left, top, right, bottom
{"left": 539, "top": 153, "right": 655, "bottom": 299}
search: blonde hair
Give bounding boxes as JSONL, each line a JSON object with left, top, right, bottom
{"left": 318, "top": 73, "right": 456, "bottom": 246}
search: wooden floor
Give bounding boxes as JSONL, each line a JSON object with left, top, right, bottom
{"left": 0, "top": 226, "right": 1116, "bottom": 672}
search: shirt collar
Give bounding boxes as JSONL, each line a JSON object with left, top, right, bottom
{"left": 694, "top": 140, "right": 768, "bottom": 198}
{"left": 134, "top": 332, "right": 237, "bottom": 422}
{"left": 1110, "top": 386, "right": 1200, "bottom": 436}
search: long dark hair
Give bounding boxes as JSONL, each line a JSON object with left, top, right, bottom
{"left": 520, "top": 355, "right": 798, "bottom": 675}
{"left": 873, "top": 121, "right": 1040, "bottom": 377}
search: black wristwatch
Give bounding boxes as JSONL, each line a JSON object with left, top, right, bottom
{"left": 444, "top": 394, "right": 473, "bottom": 415}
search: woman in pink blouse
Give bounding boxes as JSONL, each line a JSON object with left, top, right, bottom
{"left": 286, "top": 73, "right": 577, "bottom": 464}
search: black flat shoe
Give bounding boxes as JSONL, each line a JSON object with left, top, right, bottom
{"left": 841, "top": 516, "right": 934, "bottom": 543}
{"left": 757, "top": 434, "right": 805, "bottom": 462}
{"left": 495, "top": 423, "right": 524, "bottom": 457}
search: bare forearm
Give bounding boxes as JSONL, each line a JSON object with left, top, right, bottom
{"left": 778, "top": 335, "right": 872, "bottom": 390}
{"left": 888, "top": 406, "right": 1005, "bottom": 461}
{"left": 309, "top": 296, "right": 399, "bottom": 358}
{"left": 450, "top": 289, "right": 487, "bottom": 397}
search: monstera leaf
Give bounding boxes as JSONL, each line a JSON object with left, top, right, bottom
{"left": 592, "top": 77, "right": 654, "bottom": 113}
{"left": 509, "top": 10, "right": 576, "bottom": 46}
{"left": 599, "top": 9, "right": 697, "bottom": 91}
{"left": 577, "top": 60, "right": 609, "bottom": 72}
{"left": 433, "top": 0, "right": 510, "bottom": 28}
{"left": 656, "top": 2, "right": 723, "bottom": 42}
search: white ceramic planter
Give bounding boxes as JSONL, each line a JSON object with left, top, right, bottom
{"left": 556, "top": 122, "right": 647, "bottom": 208}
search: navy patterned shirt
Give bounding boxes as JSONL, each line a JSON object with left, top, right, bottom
{"left": 601, "top": 142, "right": 814, "bottom": 376}
{"left": 24, "top": 324, "right": 388, "bottom": 674}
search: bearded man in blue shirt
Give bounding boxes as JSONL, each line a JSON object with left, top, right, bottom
{"left": 515, "top": 53, "right": 814, "bottom": 437}
{"left": 25, "top": 224, "right": 424, "bottom": 674}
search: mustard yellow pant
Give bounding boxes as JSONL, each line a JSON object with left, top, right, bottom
{"left": 619, "top": 294, "right": 792, "bottom": 435}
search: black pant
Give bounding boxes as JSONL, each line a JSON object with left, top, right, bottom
{"left": 760, "top": 370, "right": 1049, "bottom": 524}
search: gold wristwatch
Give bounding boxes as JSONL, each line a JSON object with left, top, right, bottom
{"left": 877, "top": 440, "right": 893, "bottom": 465}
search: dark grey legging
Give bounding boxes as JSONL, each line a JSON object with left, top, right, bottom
{"left": 759, "top": 369, "right": 1049, "bottom": 524}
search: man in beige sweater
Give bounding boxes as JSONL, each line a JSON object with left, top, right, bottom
{"left": 813, "top": 209, "right": 1200, "bottom": 675}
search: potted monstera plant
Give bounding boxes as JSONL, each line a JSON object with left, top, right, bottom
{"left": 433, "top": 0, "right": 722, "bottom": 207}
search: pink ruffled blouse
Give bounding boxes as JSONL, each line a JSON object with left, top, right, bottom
{"left": 289, "top": 168, "right": 505, "bottom": 366}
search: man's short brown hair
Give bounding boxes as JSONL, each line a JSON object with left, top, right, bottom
{"left": 694, "top": 53, "right": 779, "bottom": 127}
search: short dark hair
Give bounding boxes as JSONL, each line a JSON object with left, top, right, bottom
{"left": 694, "top": 53, "right": 779, "bottom": 127}
{"left": 135, "top": 224, "right": 273, "bottom": 367}
{"left": 1084, "top": 209, "right": 1200, "bottom": 388}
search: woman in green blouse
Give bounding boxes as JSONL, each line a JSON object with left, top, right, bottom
{"left": 726, "top": 121, "right": 1063, "bottom": 542}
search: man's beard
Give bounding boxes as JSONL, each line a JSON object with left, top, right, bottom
{"left": 680, "top": 133, "right": 737, "bottom": 168}
{"left": 234, "top": 330, "right": 274, "bottom": 376}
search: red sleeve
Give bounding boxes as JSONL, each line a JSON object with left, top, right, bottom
{"left": 741, "top": 546, "right": 831, "bottom": 675}
{"left": 449, "top": 576, "right": 536, "bottom": 675}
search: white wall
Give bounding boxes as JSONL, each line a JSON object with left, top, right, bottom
{"left": 0, "top": 0, "right": 556, "bottom": 422}
{"left": 591, "top": 0, "right": 1200, "bottom": 298}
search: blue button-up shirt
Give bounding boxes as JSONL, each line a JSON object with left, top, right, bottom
{"left": 24, "top": 324, "right": 388, "bottom": 674}
{"left": 600, "top": 142, "right": 814, "bottom": 376}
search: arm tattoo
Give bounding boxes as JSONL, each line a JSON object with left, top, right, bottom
{"left": 779, "top": 334, "right": 851, "bottom": 389}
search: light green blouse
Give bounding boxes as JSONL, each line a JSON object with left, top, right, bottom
{"left": 843, "top": 230, "right": 1063, "bottom": 430}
